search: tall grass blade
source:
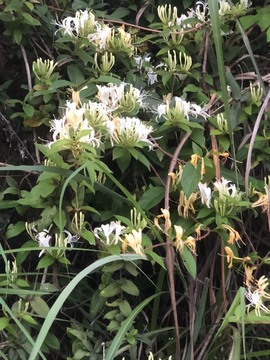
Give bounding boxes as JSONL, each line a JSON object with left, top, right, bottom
{"left": 106, "top": 292, "right": 163, "bottom": 360}
{"left": 208, "top": 0, "right": 237, "bottom": 180}
{"left": 29, "top": 254, "right": 144, "bottom": 360}
{"left": 0, "top": 297, "right": 46, "bottom": 360}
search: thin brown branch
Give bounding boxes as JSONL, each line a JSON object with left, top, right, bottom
{"left": 164, "top": 131, "right": 191, "bottom": 358}
{"left": 245, "top": 90, "right": 270, "bottom": 194}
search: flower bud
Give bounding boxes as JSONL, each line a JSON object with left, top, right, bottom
{"left": 94, "top": 52, "right": 115, "bottom": 74}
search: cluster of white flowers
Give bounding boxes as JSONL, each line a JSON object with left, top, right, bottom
{"left": 49, "top": 83, "right": 153, "bottom": 150}
{"left": 29, "top": 226, "right": 78, "bottom": 257}
{"left": 189, "top": 0, "right": 251, "bottom": 21}
{"left": 93, "top": 220, "right": 145, "bottom": 256}
{"left": 157, "top": 0, "right": 251, "bottom": 27}
{"left": 96, "top": 82, "right": 146, "bottom": 113}
{"left": 157, "top": 96, "right": 208, "bottom": 126}
{"left": 108, "top": 116, "right": 153, "bottom": 148}
{"left": 50, "top": 101, "right": 100, "bottom": 148}
{"left": 94, "top": 221, "right": 125, "bottom": 245}
{"left": 55, "top": 9, "right": 97, "bottom": 38}
{"left": 245, "top": 266, "right": 270, "bottom": 316}
{"left": 55, "top": 10, "right": 134, "bottom": 53}
{"left": 197, "top": 177, "right": 240, "bottom": 209}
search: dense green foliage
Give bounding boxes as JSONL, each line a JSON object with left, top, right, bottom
{"left": 1, "top": 0, "right": 270, "bottom": 359}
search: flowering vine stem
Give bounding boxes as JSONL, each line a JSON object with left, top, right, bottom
{"left": 164, "top": 131, "right": 191, "bottom": 358}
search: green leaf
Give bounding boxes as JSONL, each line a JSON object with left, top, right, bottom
{"left": 48, "top": 80, "right": 71, "bottom": 90}
{"left": 22, "top": 12, "right": 41, "bottom": 26}
{"left": 119, "top": 300, "right": 132, "bottom": 317}
{"left": 120, "top": 279, "right": 139, "bottom": 296}
{"left": 116, "top": 151, "right": 131, "bottom": 173}
{"left": 146, "top": 250, "right": 166, "bottom": 269}
{"left": 112, "top": 147, "right": 126, "bottom": 160}
{"left": 0, "top": 317, "right": 9, "bottom": 331}
{"left": 67, "top": 65, "right": 85, "bottom": 85}
{"left": 267, "top": 26, "right": 270, "bottom": 42}
{"left": 107, "top": 7, "right": 130, "bottom": 19}
{"left": 80, "top": 229, "right": 95, "bottom": 244}
{"left": 226, "top": 68, "right": 242, "bottom": 100}
{"left": 135, "top": 151, "right": 150, "bottom": 169}
{"left": 21, "top": 314, "right": 38, "bottom": 325}
{"left": 15, "top": 279, "right": 30, "bottom": 288}
{"left": 16, "top": 240, "right": 36, "bottom": 267}
{"left": 37, "top": 255, "right": 55, "bottom": 269}
{"left": 30, "top": 297, "right": 50, "bottom": 318}
{"left": 180, "top": 162, "right": 201, "bottom": 198}
{"left": 100, "top": 283, "right": 122, "bottom": 298}
{"left": 40, "top": 283, "right": 59, "bottom": 292}
{"left": 89, "top": 290, "right": 106, "bottom": 320}
{"left": 13, "top": 29, "right": 22, "bottom": 44}
{"left": 180, "top": 246, "right": 196, "bottom": 279}
{"left": 138, "top": 186, "right": 164, "bottom": 211}
{"left": 97, "top": 75, "right": 121, "bottom": 85}
{"left": 44, "top": 332, "right": 60, "bottom": 350}
{"left": 6, "top": 221, "right": 25, "bottom": 239}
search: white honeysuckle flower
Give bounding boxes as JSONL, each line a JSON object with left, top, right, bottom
{"left": 156, "top": 96, "right": 208, "bottom": 125}
{"left": 147, "top": 69, "right": 158, "bottom": 85}
{"left": 88, "top": 23, "right": 111, "bottom": 50}
{"left": 156, "top": 103, "right": 168, "bottom": 117}
{"left": 109, "top": 116, "right": 153, "bottom": 148}
{"left": 219, "top": 0, "right": 232, "bottom": 15}
{"left": 64, "top": 230, "right": 79, "bottom": 247}
{"left": 97, "top": 83, "right": 125, "bottom": 111}
{"left": 36, "top": 229, "right": 52, "bottom": 257}
{"left": 33, "top": 58, "right": 58, "bottom": 82}
{"left": 176, "top": 13, "right": 193, "bottom": 27}
{"left": 198, "top": 182, "right": 212, "bottom": 208}
{"left": 83, "top": 101, "right": 109, "bottom": 130}
{"left": 50, "top": 118, "right": 68, "bottom": 141}
{"left": 49, "top": 102, "right": 101, "bottom": 148}
{"left": 55, "top": 10, "right": 97, "bottom": 38}
{"left": 189, "top": 1, "right": 209, "bottom": 22}
{"left": 134, "top": 53, "right": 151, "bottom": 70}
{"left": 65, "top": 101, "right": 85, "bottom": 130}
{"left": 96, "top": 83, "right": 146, "bottom": 113}
{"left": 245, "top": 275, "right": 270, "bottom": 316}
{"left": 213, "top": 177, "right": 238, "bottom": 198}
{"left": 94, "top": 221, "right": 126, "bottom": 245}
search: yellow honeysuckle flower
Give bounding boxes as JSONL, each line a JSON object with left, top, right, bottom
{"left": 224, "top": 246, "right": 250, "bottom": 269}
{"left": 155, "top": 208, "right": 171, "bottom": 233}
{"left": 122, "top": 229, "right": 144, "bottom": 256}
{"left": 178, "top": 191, "right": 197, "bottom": 218}
{"left": 222, "top": 224, "right": 243, "bottom": 245}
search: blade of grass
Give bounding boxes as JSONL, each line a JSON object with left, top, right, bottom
{"left": 0, "top": 165, "right": 130, "bottom": 204}
{"left": 0, "top": 297, "right": 46, "bottom": 360}
{"left": 194, "top": 278, "right": 209, "bottom": 344}
{"left": 29, "top": 254, "right": 145, "bottom": 360}
{"left": 240, "top": 286, "right": 246, "bottom": 359}
{"left": 0, "top": 350, "right": 9, "bottom": 360}
{"left": 229, "top": 327, "right": 241, "bottom": 360}
{"left": 0, "top": 289, "right": 50, "bottom": 296}
{"left": 208, "top": 0, "right": 237, "bottom": 183}
{"left": 106, "top": 292, "right": 164, "bottom": 360}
